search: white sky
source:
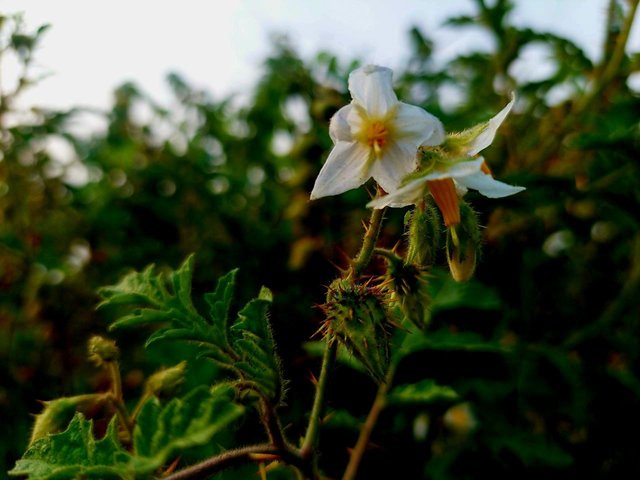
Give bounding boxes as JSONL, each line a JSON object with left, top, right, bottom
{"left": 1, "top": 0, "right": 639, "bottom": 112}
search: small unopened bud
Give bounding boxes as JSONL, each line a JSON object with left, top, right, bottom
{"left": 406, "top": 203, "right": 441, "bottom": 267}
{"left": 30, "top": 394, "right": 106, "bottom": 445}
{"left": 88, "top": 335, "right": 119, "bottom": 366}
{"left": 145, "top": 361, "right": 187, "bottom": 396}
{"left": 446, "top": 202, "right": 481, "bottom": 282}
{"left": 321, "top": 279, "right": 392, "bottom": 383}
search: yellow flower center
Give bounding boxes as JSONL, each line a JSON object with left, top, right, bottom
{"left": 353, "top": 104, "right": 397, "bottom": 158}
{"left": 366, "top": 121, "right": 389, "bottom": 153}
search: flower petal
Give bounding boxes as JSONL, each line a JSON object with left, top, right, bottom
{"left": 329, "top": 104, "right": 354, "bottom": 143}
{"left": 348, "top": 65, "right": 398, "bottom": 117}
{"left": 369, "top": 141, "right": 418, "bottom": 193}
{"left": 310, "top": 141, "right": 372, "bottom": 200}
{"left": 367, "top": 176, "right": 426, "bottom": 209}
{"left": 467, "top": 94, "right": 515, "bottom": 156}
{"left": 420, "top": 157, "right": 485, "bottom": 181}
{"left": 394, "top": 102, "right": 445, "bottom": 147}
{"left": 456, "top": 171, "right": 525, "bottom": 198}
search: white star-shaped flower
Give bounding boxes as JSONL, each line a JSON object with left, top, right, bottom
{"left": 310, "top": 65, "right": 444, "bottom": 200}
{"left": 367, "top": 96, "right": 525, "bottom": 226}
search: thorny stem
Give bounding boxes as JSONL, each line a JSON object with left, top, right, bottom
{"left": 302, "top": 206, "right": 387, "bottom": 464}
{"left": 342, "top": 364, "right": 396, "bottom": 480}
{"left": 352, "top": 207, "right": 386, "bottom": 278}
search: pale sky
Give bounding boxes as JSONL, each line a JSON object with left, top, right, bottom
{"left": 1, "top": 0, "right": 638, "bottom": 113}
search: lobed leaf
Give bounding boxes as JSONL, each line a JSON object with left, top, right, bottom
{"left": 100, "top": 256, "right": 283, "bottom": 401}
{"left": 132, "top": 385, "right": 244, "bottom": 472}
{"left": 9, "top": 415, "right": 133, "bottom": 479}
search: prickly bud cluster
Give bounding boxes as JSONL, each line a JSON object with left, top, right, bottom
{"left": 406, "top": 202, "right": 441, "bottom": 267}
{"left": 87, "top": 335, "right": 119, "bottom": 366}
{"left": 380, "top": 252, "right": 431, "bottom": 330}
{"left": 321, "top": 279, "right": 392, "bottom": 382}
{"left": 145, "top": 361, "right": 187, "bottom": 396}
{"left": 446, "top": 202, "right": 481, "bottom": 282}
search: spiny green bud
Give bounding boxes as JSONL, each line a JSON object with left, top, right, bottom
{"left": 321, "top": 279, "right": 392, "bottom": 383}
{"left": 145, "top": 361, "right": 187, "bottom": 396}
{"left": 406, "top": 203, "right": 442, "bottom": 267}
{"left": 30, "top": 394, "right": 106, "bottom": 445}
{"left": 446, "top": 202, "right": 481, "bottom": 282}
{"left": 88, "top": 335, "right": 119, "bottom": 366}
{"left": 378, "top": 250, "right": 431, "bottom": 330}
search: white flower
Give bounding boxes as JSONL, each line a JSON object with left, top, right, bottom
{"left": 367, "top": 95, "right": 525, "bottom": 225}
{"left": 310, "top": 65, "right": 444, "bottom": 200}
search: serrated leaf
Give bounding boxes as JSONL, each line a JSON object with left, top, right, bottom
{"left": 231, "top": 290, "right": 281, "bottom": 399}
{"left": 203, "top": 269, "right": 238, "bottom": 350}
{"left": 132, "top": 385, "right": 244, "bottom": 471}
{"left": 100, "top": 256, "right": 203, "bottom": 333}
{"left": 9, "top": 414, "right": 133, "bottom": 479}
{"left": 387, "top": 380, "right": 459, "bottom": 406}
{"left": 100, "top": 256, "right": 283, "bottom": 401}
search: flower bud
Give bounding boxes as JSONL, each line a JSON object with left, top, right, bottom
{"left": 379, "top": 251, "right": 431, "bottom": 330}
{"left": 87, "top": 335, "right": 119, "bottom": 366}
{"left": 321, "top": 279, "right": 391, "bottom": 382}
{"left": 30, "top": 394, "right": 106, "bottom": 445}
{"left": 145, "top": 361, "right": 187, "bottom": 396}
{"left": 446, "top": 202, "right": 481, "bottom": 282}
{"left": 406, "top": 202, "right": 441, "bottom": 267}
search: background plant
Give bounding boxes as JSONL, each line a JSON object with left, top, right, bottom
{"left": 2, "top": 0, "right": 640, "bottom": 478}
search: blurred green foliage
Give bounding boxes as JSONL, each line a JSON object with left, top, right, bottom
{"left": 2, "top": 0, "right": 640, "bottom": 477}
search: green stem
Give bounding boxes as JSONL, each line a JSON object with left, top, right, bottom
{"left": 259, "top": 395, "right": 288, "bottom": 450}
{"left": 300, "top": 339, "right": 337, "bottom": 459}
{"left": 352, "top": 207, "right": 385, "bottom": 278}
{"left": 342, "top": 364, "right": 396, "bottom": 480}
{"left": 106, "top": 361, "right": 133, "bottom": 441}
{"left": 163, "top": 443, "right": 281, "bottom": 480}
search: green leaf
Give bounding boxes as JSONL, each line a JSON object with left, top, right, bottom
{"left": 132, "top": 385, "right": 244, "bottom": 472}
{"left": 387, "top": 380, "right": 459, "bottom": 406}
{"left": 9, "top": 414, "right": 133, "bottom": 479}
{"left": 430, "top": 270, "right": 501, "bottom": 311}
{"left": 231, "top": 287, "right": 281, "bottom": 399}
{"left": 399, "top": 329, "right": 510, "bottom": 360}
{"left": 11, "top": 387, "right": 244, "bottom": 479}
{"left": 99, "top": 255, "right": 202, "bottom": 332}
{"left": 100, "top": 256, "right": 283, "bottom": 401}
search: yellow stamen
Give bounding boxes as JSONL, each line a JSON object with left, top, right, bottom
{"left": 367, "top": 121, "right": 388, "bottom": 153}
{"left": 427, "top": 178, "right": 460, "bottom": 226}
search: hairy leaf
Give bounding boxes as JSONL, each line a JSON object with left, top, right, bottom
{"left": 132, "top": 385, "right": 244, "bottom": 472}
{"left": 9, "top": 414, "right": 132, "bottom": 479}
{"left": 11, "top": 386, "right": 244, "bottom": 479}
